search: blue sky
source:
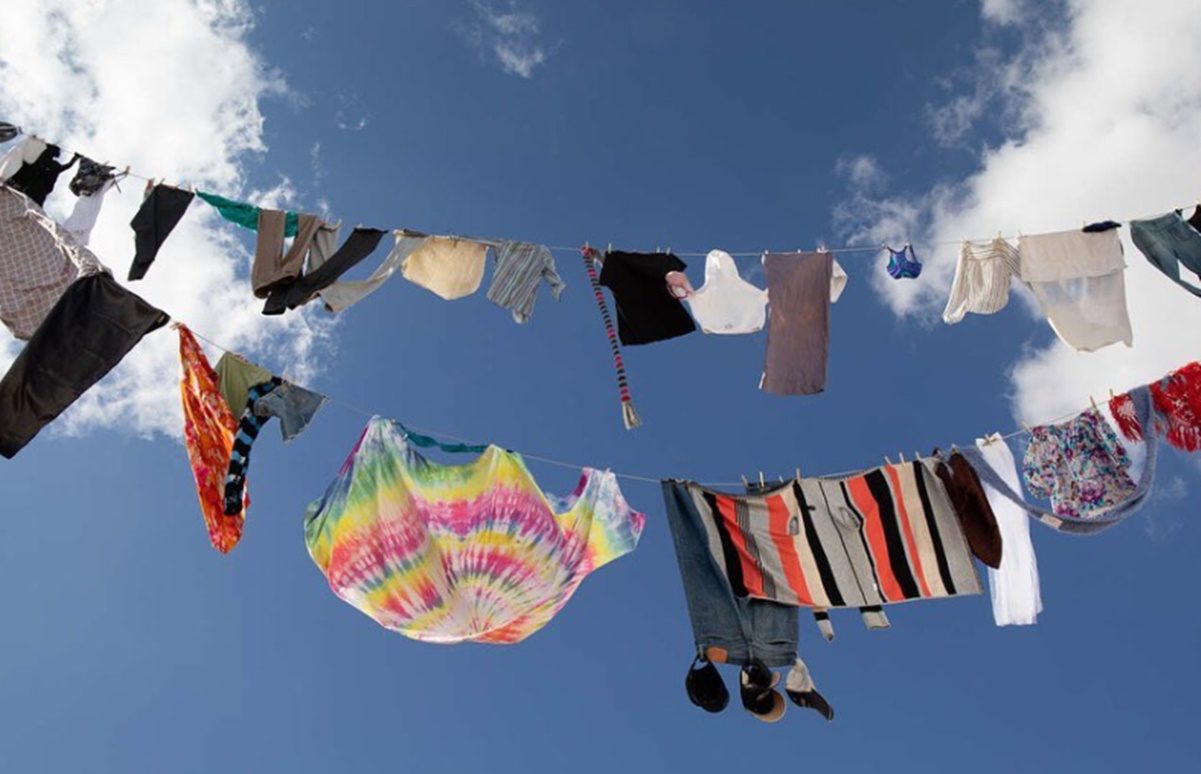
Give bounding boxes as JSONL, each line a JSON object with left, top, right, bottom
{"left": 2, "top": 1, "right": 1200, "bottom": 771}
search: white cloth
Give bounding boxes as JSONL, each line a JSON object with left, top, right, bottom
{"left": 0, "top": 136, "right": 47, "bottom": 181}
{"left": 975, "top": 434, "right": 1043, "bottom": 627}
{"left": 686, "top": 249, "right": 769, "bottom": 334}
{"left": 830, "top": 257, "right": 847, "bottom": 302}
{"left": 943, "top": 237, "right": 1020, "bottom": 324}
{"left": 61, "top": 179, "right": 116, "bottom": 246}
{"left": 1018, "top": 229, "right": 1132, "bottom": 352}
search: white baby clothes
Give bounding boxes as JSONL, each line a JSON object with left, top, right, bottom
{"left": 1017, "top": 229, "right": 1132, "bottom": 352}
{"left": 686, "top": 250, "right": 769, "bottom": 334}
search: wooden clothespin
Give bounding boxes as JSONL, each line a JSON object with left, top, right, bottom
{"left": 1021, "top": 421, "right": 1032, "bottom": 434}
{"left": 796, "top": 467, "right": 802, "bottom": 481}
{"left": 740, "top": 474, "right": 749, "bottom": 487}
{"left": 1089, "top": 395, "right": 1100, "bottom": 413}
{"left": 884, "top": 455, "right": 893, "bottom": 466}
{"left": 607, "top": 242, "right": 612, "bottom": 253}
{"left": 1109, "top": 387, "right": 1116, "bottom": 400}
{"left": 898, "top": 452, "right": 906, "bottom": 463}
{"left": 914, "top": 450, "right": 922, "bottom": 461}
{"left": 758, "top": 471, "right": 765, "bottom": 487}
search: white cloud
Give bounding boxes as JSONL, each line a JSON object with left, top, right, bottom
{"left": 461, "top": 1, "right": 551, "bottom": 79}
{"left": 981, "top": 0, "right": 1028, "bottom": 25}
{"left": 0, "top": 0, "right": 335, "bottom": 441}
{"left": 836, "top": 0, "right": 1201, "bottom": 425}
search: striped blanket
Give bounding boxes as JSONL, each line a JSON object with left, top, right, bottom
{"left": 684, "top": 460, "right": 981, "bottom": 609}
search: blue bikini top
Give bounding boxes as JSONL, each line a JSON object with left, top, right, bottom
{"left": 885, "top": 243, "right": 922, "bottom": 280}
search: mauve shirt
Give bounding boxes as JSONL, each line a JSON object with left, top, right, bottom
{"left": 760, "top": 251, "right": 841, "bottom": 396}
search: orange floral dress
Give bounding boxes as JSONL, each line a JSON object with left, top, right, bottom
{"left": 177, "top": 324, "right": 247, "bottom": 552}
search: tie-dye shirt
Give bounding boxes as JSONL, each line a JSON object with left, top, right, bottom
{"left": 304, "top": 416, "right": 646, "bottom": 644}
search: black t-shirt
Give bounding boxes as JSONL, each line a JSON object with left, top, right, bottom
{"left": 599, "top": 251, "right": 697, "bottom": 345}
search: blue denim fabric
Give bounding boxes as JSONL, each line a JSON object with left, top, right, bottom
{"left": 958, "top": 385, "right": 1159, "bottom": 536}
{"left": 1130, "top": 213, "right": 1201, "bottom": 298}
{"left": 662, "top": 481, "right": 798, "bottom": 668}
{"left": 253, "top": 382, "right": 327, "bottom": 442}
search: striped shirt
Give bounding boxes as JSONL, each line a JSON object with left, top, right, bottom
{"left": 486, "top": 241, "right": 566, "bottom": 324}
{"left": 684, "top": 460, "right": 981, "bottom": 609}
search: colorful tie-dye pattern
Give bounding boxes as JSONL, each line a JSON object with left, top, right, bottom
{"left": 177, "top": 325, "right": 247, "bottom": 553}
{"left": 304, "top": 416, "right": 645, "bottom": 644}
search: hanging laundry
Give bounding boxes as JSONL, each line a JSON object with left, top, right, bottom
{"left": 261, "top": 227, "right": 388, "bottom": 315}
{"left": 676, "top": 464, "right": 982, "bottom": 614}
{"left": 313, "top": 229, "right": 425, "bottom": 313}
{"left": 254, "top": 381, "right": 327, "bottom": 442}
{"left": 663, "top": 481, "right": 832, "bottom": 721}
{"left": 1148, "top": 361, "right": 1201, "bottom": 451}
{"left": 884, "top": 243, "right": 922, "bottom": 280}
{"left": 486, "top": 241, "right": 566, "bottom": 323}
{"left": 0, "top": 184, "right": 106, "bottom": 340}
{"left": 743, "top": 477, "right": 888, "bottom": 633}
{"left": 0, "top": 122, "right": 18, "bottom": 144}
{"left": 127, "top": 184, "right": 195, "bottom": 281}
{"left": 400, "top": 235, "right": 491, "bottom": 300}
{"left": 0, "top": 274, "right": 167, "bottom": 458}
{"left": 214, "top": 352, "right": 275, "bottom": 418}
{"left": 685, "top": 249, "right": 769, "bottom": 335}
{"left": 304, "top": 416, "right": 645, "bottom": 644}
{"left": 962, "top": 387, "right": 1160, "bottom": 536}
{"left": 0, "top": 136, "right": 45, "bottom": 181}
{"left": 598, "top": 250, "right": 697, "bottom": 345}
{"left": 250, "top": 211, "right": 322, "bottom": 298}
{"left": 930, "top": 451, "right": 1003, "bottom": 569}
{"left": 224, "top": 379, "right": 327, "bottom": 515}
{"left": 195, "top": 191, "right": 299, "bottom": 236}
{"left": 760, "top": 251, "right": 847, "bottom": 396}
{"left": 1130, "top": 212, "right": 1201, "bottom": 298}
{"left": 224, "top": 378, "right": 282, "bottom": 515}
{"left": 969, "top": 435, "right": 1042, "bottom": 627}
{"left": 4, "top": 143, "right": 78, "bottom": 206}
{"left": 68, "top": 157, "right": 116, "bottom": 197}
{"left": 942, "top": 237, "right": 1020, "bottom": 324}
{"left": 1188, "top": 205, "right": 1201, "bottom": 233}
{"left": 582, "top": 247, "right": 641, "bottom": 429}
{"left": 62, "top": 177, "right": 117, "bottom": 247}
{"left": 1017, "top": 229, "right": 1132, "bottom": 351}
{"left": 177, "top": 325, "right": 249, "bottom": 553}
{"left": 1023, "top": 408, "right": 1136, "bottom": 519}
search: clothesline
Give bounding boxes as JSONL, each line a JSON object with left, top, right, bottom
{"left": 185, "top": 326, "right": 1083, "bottom": 489}
{"left": 15, "top": 127, "right": 1190, "bottom": 262}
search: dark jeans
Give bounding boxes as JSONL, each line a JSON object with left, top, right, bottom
{"left": 1130, "top": 212, "right": 1201, "bottom": 297}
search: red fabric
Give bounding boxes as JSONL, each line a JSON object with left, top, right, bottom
{"left": 1108, "top": 391, "right": 1143, "bottom": 442}
{"left": 1150, "top": 361, "right": 1201, "bottom": 452}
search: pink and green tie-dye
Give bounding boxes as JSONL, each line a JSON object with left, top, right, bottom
{"left": 304, "top": 416, "right": 646, "bottom": 644}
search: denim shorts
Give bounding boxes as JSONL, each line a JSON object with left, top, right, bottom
{"left": 1130, "top": 212, "right": 1201, "bottom": 297}
{"left": 662, "top": 481, "right": 798, "bottom": 668}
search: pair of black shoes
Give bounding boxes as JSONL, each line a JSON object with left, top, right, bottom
{"left": 685, "top": 657, "right": 833, "bottom": 722}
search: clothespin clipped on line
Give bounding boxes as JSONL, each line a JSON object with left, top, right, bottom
{"left": 898, "top": 452, "right": 906, "bottom": 463}
{"left": 758, "top": 471, "right": 765, "bottom": 487}
{"left": 883, "top": 455, "right": 893, "bottom": 466}
{"left": 1090, "top": 395, "right": 1100, "bottom": 413}
{"left": 741, "top": 474, "right": 749, "bottom": 488}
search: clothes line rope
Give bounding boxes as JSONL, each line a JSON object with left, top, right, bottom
{"left": 12, "top": 127, "right": 1194, "bottom": 264}
{"left": 184, "top": 325, "right": 1091, "bottom": 490}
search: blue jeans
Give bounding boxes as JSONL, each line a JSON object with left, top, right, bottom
{"left": 1130, "top": 212, "right": 1201, "bottom": 297}
{"left": 662, "top": 481, "right": 797, "bottom": 667}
